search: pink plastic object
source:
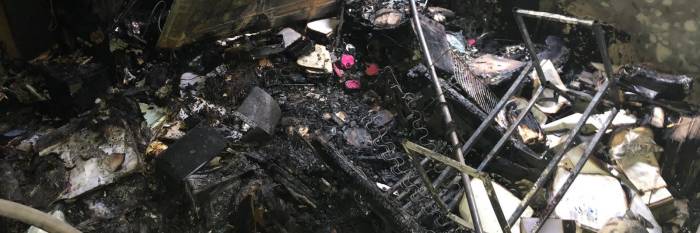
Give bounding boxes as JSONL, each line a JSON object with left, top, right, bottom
{"left": 345, "top": 80, "right": 361, "bottom": 89}
{"left": 340, "top": 54, "right": 355, "bottom": 69}
{"left": 365, "top": 63, "right": 380, "bottom": 76}
{"left": 333, "top": 64, "right": 345, "bottom": 78}
{"left": 467, "top": 38, "right": 477, "bottom": 47}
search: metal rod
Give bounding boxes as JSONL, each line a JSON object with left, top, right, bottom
{"left": 459, "top": 62, "right": 533, "bottom": 155}
{"left": 593, "top": 24, "right": 623, "bottom": 105}
{"left": 419, "top": 64, "right": 539, "bottom": 228}
{"left": 447, "top": 187, "right": 463, "bottom": 210}
{"left": 481, "top": 175, "right": 510, "bottom": 233}
{"left": 431, "top": 167, "right": 456, "bottom": 188}
{"left": 406, "top": 139, "right": 509, "bottom": 232}
{"left": 514, "top": 12, "right": 548, "bottom": 86}
{"left": 532, "top": 107, "right": 619, "bottom": 233}
{"left": 407, "top": 152, "right": 450, "bottom": 212}
{"left": 408, "top": 2, "right": 483, "bottom": 231}
{"left": 388, "top": 175, "right": 413, "bottom": 195}
{"left": 397, "top": 178, "right": 422, "bottom": 201}
{"left": 477, "top": 85, "right": 546, "bottom": 171}
{"left": 388, "top": 158, "right": 429, "bottom": 195}
{"left": 403, "top": 141, "right": 482, "bottom": 178}
{"left": 442, "top": 79, "right": 543, "bottom": 160}
{"left": 506, "top": 78, "right": 611, "bottom": 227}
{"left": 515, "top": 9, "right": 595, "bottom": 26}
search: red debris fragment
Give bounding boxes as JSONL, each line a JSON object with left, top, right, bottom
{"left": 340, "top": 54, "right": 355, "bottom": 69}
{"left": 467, "top": 38, "right": 477, "bottom": 47}
{"left": 333, "top": 63, "right": 345, "bottom": 78}
{"left": 365, "top": 63, "right": 380, "bottom": 76}
{"left": 345, "top": 80, "right": 361, "bottom": 89}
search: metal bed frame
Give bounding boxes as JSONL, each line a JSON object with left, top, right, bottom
{"left": 405, "top": 5, "right": 623, "bottom": 233}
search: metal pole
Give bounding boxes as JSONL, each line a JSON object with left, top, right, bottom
{"left": 593, "top": 24, "right": 623, "bottom": 105}
{"left": 515, "top": 9, "right": 594, "bottom": 26}
{"left": 407, "top": 2, "right": 483, "bottom": 232}
{"left": 514, "top": 12, "right": 548, "bottom": 85}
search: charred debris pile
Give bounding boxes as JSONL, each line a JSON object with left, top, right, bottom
{"left": 0, "top": 0, "right": 699, "bottom": 233}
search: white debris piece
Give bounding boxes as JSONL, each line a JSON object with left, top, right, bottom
{"left": 40, "top": 123, "right": 142, "bottom": 199}
{"left": 375, "top": 182, "right": 398, "bottom": 196}
{"left": 552, "top": 168, "right": 628, "bottom": 231}
{"left": 629, "top": 195, "right": 663, "bottom": 233}
{"left": 531, "top": 60, "right": 570, "bottom": 114}
{"left": 610, "top": 127, "right": 673, "bottom": 210}
{"left": 459, "top": 178, "right": 533, "bottom": 233}
{"left": 558, "top": 143, "right": 609, "bottom": 176}
{"left": 307, "top": 18, "right": 338, "bottom": 36}
{"left": 543, "top": 109, "right": 637, "bottom": 134}
{"left": 297, "top": 44, "right": 332, "bottom": 73}
{"left": 139, "top": 103, "right": 168, "bottom": 130}
{"left": 651, "top": 106, "right": 665, "bottom": 128}
{"left": 179, "top": 72, "right": 205, "bottom": 96}
{"left": 519, "top": 217, "right": 580, "bottom": 233}
{"left": 278, "top": 28, "right": 301, "bottom": 47}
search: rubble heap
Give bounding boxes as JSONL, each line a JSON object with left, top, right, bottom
{"left": 0, "top": 0, "right": 699, "bottom": 233}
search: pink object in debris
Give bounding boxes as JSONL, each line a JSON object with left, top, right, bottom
{"left": 467, "top": 38, "right": 477, "bottom": 47}
{"left": 365, "top": 63, "right": 380, "bottom": 76}
{"left": 333, "top": 63, "right": 345, "bottom": 78}
{"left": 340, "top": 54, "right": 355, "bottom": 69}
{"left": 345, "top": 80, "right": 361, "bottom": 89}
